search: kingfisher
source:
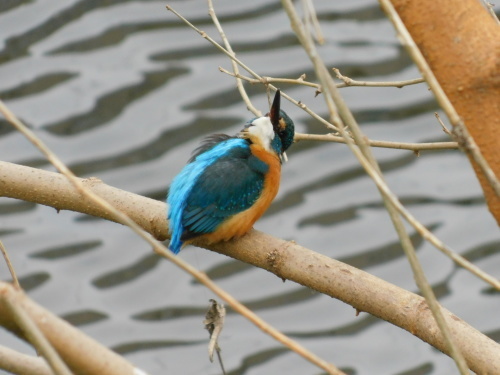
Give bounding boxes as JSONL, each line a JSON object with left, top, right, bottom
{"left": 166, "top": 90, "right": 295, "bottom": 254}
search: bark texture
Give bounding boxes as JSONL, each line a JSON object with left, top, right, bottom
{"left": 1, "top": 161, "right": 499, "bottom": 373}
{"left": 0, "top": 283, "right": 137, "bottom": 375}
{"left": 389, "top": 0, "right": 500, "bottom": 223}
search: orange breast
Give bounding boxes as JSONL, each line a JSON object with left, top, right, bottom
{"left": 200, "top": 143, "right": 281, "bottom": 244}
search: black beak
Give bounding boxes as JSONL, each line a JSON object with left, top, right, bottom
{"left": 269, "top": 90, "right": 281, "bottom": 129}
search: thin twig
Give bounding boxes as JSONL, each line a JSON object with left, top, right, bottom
{"left": 332, "top": 67, "right": 425, "bottom": 88}
{"left": 220, "top": 67, "right": 320, "bottom": 89}
{"left": 220, "top": 66, "right": 424, "bottom": 92}
{"left": 452, "top": 124, "right": 500, "bottom": 195}
{"left": 481, "top": 0, "right": 500, "bottom": 24}
{"left": 282, "top": 1, "right": 471, "bottom": 374}
{"left": 165, "top": 5, "right": 264, "bottom": 94}
{"left": 434, "top": 112, "right": 452, "bottom": 136}
{"left": 4, "top": 294, "right": 73, "bottom": 375}
{"left": 302, "top": 0, "right": 325, "bottom": 44}
{"left": 208, "top": 0, "right": 260, "bottom": 116}
{"left": 0, "top": 240, "right": 20, "bottom": 289}
{"left": 295, "top": 132, "right": 458, "bottom": 151}
{"left": 0, "top": 95, "right": 343, "bottom": 375}
{"left": 166, "top": 4, "right": 339, "bottom": 133}
{"left": 378, "top": 0, "right": 500, "bottom": 199}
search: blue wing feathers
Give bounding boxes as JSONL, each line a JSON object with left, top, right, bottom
{"left": 167, "top": 137, "right": 266, "bottom": 253}
{"left": 188, "top": 134, "right": 233, "bottom": 163}
{"left": 181, "top": 153, "right": 265, "bottom": 239}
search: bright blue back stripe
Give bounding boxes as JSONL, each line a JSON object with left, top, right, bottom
{"left": 167, "top": 138, "right": 247, "bottom": 253}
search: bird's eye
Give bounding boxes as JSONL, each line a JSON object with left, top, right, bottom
{"left": 243, "top": 123, "right": 255, "bottom": 129}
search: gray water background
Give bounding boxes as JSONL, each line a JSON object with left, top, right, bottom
{"left": 0, "top": 1, "right": 499, "bottom": 374}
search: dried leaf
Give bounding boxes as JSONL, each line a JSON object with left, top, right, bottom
{"left": 204, "top": 299, "right": 226, "bottom": 362}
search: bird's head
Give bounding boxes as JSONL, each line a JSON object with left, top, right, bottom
{"left": 267, "top": 90, "right": 295, "bottom": 155}
{"left": 240, "top": 90, "right": 295, "bottom": 160}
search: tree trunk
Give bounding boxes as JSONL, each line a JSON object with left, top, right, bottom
{"left": 388, "top": 0, "right": 500, "bottom": 224}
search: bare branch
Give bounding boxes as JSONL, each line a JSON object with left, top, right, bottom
{"left": 208, "top": 0, "right": 260, "bottom": 116}
{"left": 0, "top": 93, "right": 344, "bottom": 375}
{"left": 4, "top": 294, "right": 74, "bottom": 375}
{"left": 332, "top": 67, "right": 425, "bottom": 88}
{"left": 0, "top": 345, "right": 53, "bottom": 375}
{"left": 435, "top": 112, "right": 452, "bottom": 136}
{"left": 481, "top": 0, "right": 500, "bottom": 24}
{"left": 302, "top": 0, "right": 325, "bottom": 44}
{"left": 220, "top": 66, "right": 424, "bottom": 92}
{"left": 281, "top": 1, "right": 471, "bottom": 373}
{"left": 0, "top": 282, "right": 142, "bottom": 375}
{"left": 0, "top": 160, "right": 499, "bottom": 373}
{"left": 166, "top": 5, "right": 340, "bottom": 133}
{"left": 295, "top": 132, "right": 458, "bottom": 151}
{"left": 219, "top": 67, "right": 320, "bottom": 90}
{"left": 0, "top": 240, "right": 20, "bottom": 289}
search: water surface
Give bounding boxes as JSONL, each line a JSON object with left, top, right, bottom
{"left": 0, "top": 1, "right": 499, "bottom": 374}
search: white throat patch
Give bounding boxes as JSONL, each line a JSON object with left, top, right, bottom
{"left": 246, "top": 116, "right": 275, "bottom": 151}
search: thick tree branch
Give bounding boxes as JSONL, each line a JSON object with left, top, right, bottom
{"left": 0, "top": 344, "right": 52, "bottom": 375}
{"left": 0, "top": 161, "right": 167, "bottom": 241}
{"left": 4, "top": 295, "right": 73, "bottom": 375}
{"left": 0, "top": 161, "right": 499, "bottom": 374}
{"left": 0, "top": 100, "right": 342, "bottom": 374}
{"left": 0, "top": 283, "right": 139, "bottom": 375}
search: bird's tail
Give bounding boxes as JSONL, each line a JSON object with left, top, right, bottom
{"left": 168, "top": 236, "right": 183, "bottom": 254}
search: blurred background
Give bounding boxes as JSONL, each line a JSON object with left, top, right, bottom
{"left": 0, "top": 1, "right": 499, "bottom": 374}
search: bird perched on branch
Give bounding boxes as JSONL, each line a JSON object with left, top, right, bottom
{"left": 167, "top": 90, "right": 295, "bottom": 254}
